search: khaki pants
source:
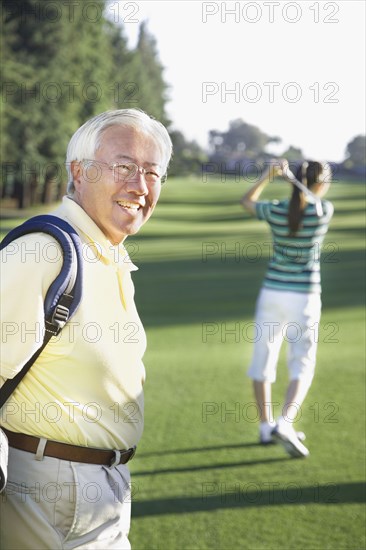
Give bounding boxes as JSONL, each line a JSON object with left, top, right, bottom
{"left": 0, "top": 445, "right": 132, "bottom": 549}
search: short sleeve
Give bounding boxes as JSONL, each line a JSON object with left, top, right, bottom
{"left": 0, "top": 233, "right": 63, "bottom": 379}
{"left": 255, "top": 201, "right": 275, "bottom": 221}
{"left": 321, "top": 200, "right": 334, "bottom": 223}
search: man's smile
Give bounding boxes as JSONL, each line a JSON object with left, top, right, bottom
{"left": 116, "top": 200, "right": 143, "bottom": 211}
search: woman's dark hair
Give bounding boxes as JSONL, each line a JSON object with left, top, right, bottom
{"left": 288, "top": 161, "right": 324, "bottom": 235}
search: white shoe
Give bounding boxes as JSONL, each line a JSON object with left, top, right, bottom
{"left": 271, "top": 425, "right": 310, "bottom": 458}
{"left": 259, "top": 422, "right": 276, "bottom": 445}
{"left": 260, "top": 423, "right": 306, "bottom": 445}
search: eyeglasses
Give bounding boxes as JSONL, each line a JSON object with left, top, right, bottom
{"left": 83, "top": 159, "right": 166, "bottom": 184}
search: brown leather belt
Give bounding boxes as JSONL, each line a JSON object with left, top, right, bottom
{"left": 3, "top": 428, "right": 136, "bottom": 467}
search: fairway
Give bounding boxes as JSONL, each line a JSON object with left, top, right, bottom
{"left": 1, "top": 176, "right": 365, "bottom": 549}
{"left": 127, "top": 176, "right": 365, "bottom": 549}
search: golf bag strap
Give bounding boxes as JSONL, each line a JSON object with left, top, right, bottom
{"left": 0, "top": 215, "right": 83, "bottom": 409}
{"left": 0, "top": 294, "right": 74, "bottom": 409}
{"left": 0, "top": 215, "right": 83, "bottom": 321}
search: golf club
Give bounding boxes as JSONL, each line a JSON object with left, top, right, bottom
{"left": 281, "top": 164, "right": 324, "bottom": 216}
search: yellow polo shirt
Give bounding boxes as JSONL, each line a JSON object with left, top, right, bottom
{"left": 0, "top": 197, "right": 146, "bottom": 450}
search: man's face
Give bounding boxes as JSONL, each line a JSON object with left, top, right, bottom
{"left": 72, "top": 125, "right": 164, "bottom": 244}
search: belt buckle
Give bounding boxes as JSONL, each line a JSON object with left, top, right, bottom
{"left": 110, "top": 446, "right": 136, "bottom": 467}
{"left": 121, "top": 445, "right": 136, "bottom": 463}
{"left": 128, "top": 445, "right": 136, "bottom": 461}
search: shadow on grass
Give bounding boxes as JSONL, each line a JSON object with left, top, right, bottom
{"left": 330, "top": 206, "right": 366, "bottom": 216}
{"left": 132, "top": 456, "right": 288, "bottom": 477}
{"left": 136, "top": 441, "right": 262, "bottom": 458}
{"left": 132, "top": 482, "right": 366, "bottom": 516}
{"left": 134, "top": 247, "right": 365, "bottom": 328}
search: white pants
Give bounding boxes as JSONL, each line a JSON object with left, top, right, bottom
{"left": 247, "top": 288, "right": 322, "bottom": 383}
{"left": 0, "top": 445, "right": 132, "bottom": 549}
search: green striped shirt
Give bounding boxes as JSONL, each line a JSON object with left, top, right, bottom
{"left": 256, "top": 199, "right": 334, "bottom": 293}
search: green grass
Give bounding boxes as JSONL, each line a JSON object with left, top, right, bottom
{"left": 1, "top": 177, "right": 365, "bottom": 549}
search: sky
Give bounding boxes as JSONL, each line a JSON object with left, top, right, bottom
{"left": 111, "top": 0, "right": 365, "bottom": 162}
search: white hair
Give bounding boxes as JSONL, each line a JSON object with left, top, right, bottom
{"left": 66, "top": 109, "right": 173, "bottom": 194}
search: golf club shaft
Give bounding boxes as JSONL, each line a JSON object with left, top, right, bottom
{"left": 281, "top": 165, "right": 323, "bottom": 216}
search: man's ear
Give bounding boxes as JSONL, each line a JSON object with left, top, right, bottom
{"left": 71, "top": 161, "right": 83, "bottom": 191}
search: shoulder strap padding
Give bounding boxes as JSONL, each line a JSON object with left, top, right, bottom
{"left": 0, "top": 214, "right": 84, "bottom": 408}
{"left": 0, "top": 214, "right": 83, "bottom": 322}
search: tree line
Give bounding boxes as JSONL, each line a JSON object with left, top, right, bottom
{"left": 1, "top": 1, "right": 364, "bottom": 209}
{"left": 207, "top": 119, "right": 365, "bottom": 178}
{"left": 1, "top": 0, "right": 203, "bottom": 208}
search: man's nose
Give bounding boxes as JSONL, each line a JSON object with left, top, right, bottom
{"left": 126, "top": 170, "right": 148, "bottom": 194}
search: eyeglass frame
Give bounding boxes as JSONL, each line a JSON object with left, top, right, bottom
{"left": 81, "top": 159, "right": 167, "bottom": 184}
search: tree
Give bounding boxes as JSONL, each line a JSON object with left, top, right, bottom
{"left": 1, "top": 2, "right": 194, "bottom": 208}
{"left": 2, "top": 0, "right": 116, "bottom": 207}
{"left": 114, "top": 21, "right": 170, "bottom": 124}
{"left": 1, "top": 0, "right": 72, "bottom": 206}
{"left": 168, "top": 130, "right": 208, "bottom": 176}
{"left": 105, "top": 20, "right": 136, "bottom": 110}
{"left": 209, "top": 119, "right": 281, "bottom": 162}
{"left": 344, "top": 135, "right": 366, "bottom": 169}
{"left": 1, "top": 0, "right": 125, "bottom": 206}
{"left": 281, "top": 146, "right": 303, "bottom": 162}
